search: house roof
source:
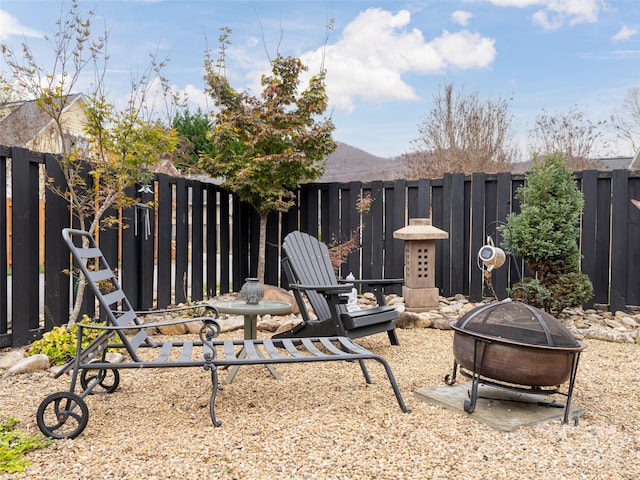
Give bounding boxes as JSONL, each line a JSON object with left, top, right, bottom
{"left": 0, "top": 93, "right": 86, "bottom": 149}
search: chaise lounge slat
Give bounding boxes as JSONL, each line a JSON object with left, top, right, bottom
{"left": 300, "top": 338, "right": 326, "bottom": 358}
{"left": 262, "top": 339, "right": 285, "bottom": 360}
{"left": 153, "top": 342, "right": 173, "bottom": 363}
{"left": 179, "top": 342, "right": 194, "bottom": 363}
{"left": 223, "top": 340, "right": 237, "bottom": 360}
{"left": 281, "top": 338, "right": 307, "bottom": 358}
{"left": 243, "top": 340, "right": 261, "bottom": 360}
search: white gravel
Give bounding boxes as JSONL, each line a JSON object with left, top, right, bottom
{"left": 1, "top": 328, "right": 639, "bottom": 479}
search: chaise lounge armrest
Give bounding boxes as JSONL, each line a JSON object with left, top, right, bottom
{"left": 136, "top": 304, "right": 218, "bottom": 317}
{"left": 77, "top": 315, "right": 220, "bottom": 332}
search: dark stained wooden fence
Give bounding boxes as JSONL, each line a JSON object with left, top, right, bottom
{"left": 2, "top": 145, "right": 640, "bottom": 348}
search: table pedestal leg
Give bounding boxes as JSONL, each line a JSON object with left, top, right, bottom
{"left": 225, "top": 313, "right": 282, "bottom": 384}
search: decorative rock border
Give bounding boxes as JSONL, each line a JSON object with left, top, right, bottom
{"left": 2, "top": 292, "right": 638, "bottom": 375}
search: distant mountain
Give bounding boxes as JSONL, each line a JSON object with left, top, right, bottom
{"left": 317, "top": 141, "right": 404, "bottom": 183}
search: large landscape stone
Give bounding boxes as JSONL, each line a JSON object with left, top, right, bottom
{"left": 0, "top": 349, "right": 26, "bottom": 369}
{"left": 8, "top": 353, "right": 50, "bottom": 374}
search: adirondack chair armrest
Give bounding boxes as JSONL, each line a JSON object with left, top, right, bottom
{"left": 287, "top": 282, "right": 351, "bottom": 322}
{"left": 288, "top": 283, "right": 352, "bottom": 297}
{"left": 338, "top": 278, "right": 404, "bottom": 305}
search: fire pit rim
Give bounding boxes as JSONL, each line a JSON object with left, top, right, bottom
{"left": 449, "top": 321, "right": 587, "bottom": 352}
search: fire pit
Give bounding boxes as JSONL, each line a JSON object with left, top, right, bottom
{"left": 444, "top": 299, "right": 586, "bottom": 424}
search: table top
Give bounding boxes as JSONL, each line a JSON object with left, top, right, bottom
{"left": 213, "top": 300, "right": 292, "bottom": 316}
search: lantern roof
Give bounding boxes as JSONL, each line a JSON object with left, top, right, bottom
{"left": 393, "top": 218, "right": 449, "bottom": 240}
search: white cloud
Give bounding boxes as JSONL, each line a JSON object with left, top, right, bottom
{"left": 452, "top": 10, "right": 473, "bottom": 26}
{"left": 432, "top": 30, "right": 496, "bottom": 69}
{"left": 612, "top": 25, "right": 638, "bottom": 42}
{"left": 195, "top": 8, "right": 496, "bottom": 116}
{"left": 297, "top": 8, "right": 496, "bottom": 113}
{"left": 487, "top": 0, "right": 603, "bottom": 29}
{"left": 0, "top": 10, "right": 43, "bottom": 40}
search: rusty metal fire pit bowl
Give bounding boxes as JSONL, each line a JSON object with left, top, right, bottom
{"left": 444, "top": 299, "right": 586, "bottom": 424}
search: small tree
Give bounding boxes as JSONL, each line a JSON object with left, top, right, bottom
{"left": 1, "top": 1, "right": 178, "bottom": 322}
{"left": 615, "top": 86, "right": 640, "bottom": 154}
{"left": 500, "top": 152, "right": 593, "bottom": 313}
{"left": 201, "top": 29, "right": 336, "bottom": 281}
{"left": 528, "top": 106, "right": 606, "bottom": 170}
{"left": 405, "top": 83, "right": 518, "bottom": 179}
{"left": 171, "top": 107, "right": 216, "bottom": 174}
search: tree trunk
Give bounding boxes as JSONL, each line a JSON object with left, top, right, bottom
{"left": 257, "top": 212, "right": 268, "bottom": 283}
{"left": 68, "top": 218, "right": 96, "bottom": 325}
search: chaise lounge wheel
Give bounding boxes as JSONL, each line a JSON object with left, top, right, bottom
{"left": 80, "top": 365, "right": 120, "bottom": 393}
{"left": 36, "top": 392, "right": 89, "bottom": 439}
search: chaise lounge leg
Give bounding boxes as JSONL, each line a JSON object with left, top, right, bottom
{"left": 373, "top": 357, "right": 412, "bottom": 413}
{"left": 209, "top": 367, "right": 222, "bottom": 427}
{"left": 358, "top": 359, "right": 373, "bottom": 384}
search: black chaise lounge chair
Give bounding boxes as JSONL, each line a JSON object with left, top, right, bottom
{"left": 35, "top": 228, "right": 409, "bottom": 439}
{"left": 274, "top": 231, "right": 403, "bottom": 345}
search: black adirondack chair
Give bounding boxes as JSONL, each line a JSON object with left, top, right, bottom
{"left": 275, "top": 231, "right": 402, "bottom": 345}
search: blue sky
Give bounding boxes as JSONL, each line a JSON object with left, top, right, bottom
{"left": 1, "top": 0, "right": 639, "bottom": 159}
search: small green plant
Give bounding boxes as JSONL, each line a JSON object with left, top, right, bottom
{"left": 28, "top": 315, "right": 107, "bottom": 365}
{"left": 0, "top": 415, "right": 52, "bottom": 473}
{"left": 501, "top": 152, "right": 593, "bottom": 313}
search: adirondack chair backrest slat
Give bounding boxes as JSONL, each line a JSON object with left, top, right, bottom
{"left": 282, "top": 231, "right": 339, "bottom": 322}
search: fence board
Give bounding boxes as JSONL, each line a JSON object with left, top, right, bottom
{"left": 1, "top": 148, "right": 8, "bottom": 346}
{"left": 493, "top": 173, "right": 512, "bottom": 299}
{"left": 218, "top": 191, "right": 231, "bottom": 294}
{"left": 431, "top": 179, "right": 446, "bottom": 296}
{"left": 362, "top": 181, "right": 383, "bottom": 281}
{"left": 122, "top": 187, "right": 140, "bottom": 309}
{"left": 627, "top": 176, "right": 640, "bottom": 306}
{"left": 206, "top": 185, "right": 218, "bottom": 297}
{"left": 469, "top": 173, "right": 486, "bottom": 302}
{"left": 232, "top": 196, "right": 245, "bottom": 291}
{"left": 190, "top": 183, "right": 204, "bottom": 300}
{"left": 299, "top": 184, "right": 319, "bottom": 237}
{"left": 610, "top": 169, "right": 629, "bottom": 312}
{"left": 580, "top": 170, "right": 598, "bottom": 309}
{"left": 139, "top": 189, "right": 157, "bottom": 309}
{"left": 174, "top": 178, "right": 189, "bottom": 304}
{"left": 346, "top": 182, "right": 362, "bottom": 279}
{"left": 265, "top": 210, "right": 279, "bottom": 286}
{"left": 43, "top": 153, "right": 70, "bottom": 329}
{"left": 156, "top": 174, "right": 173, "bottom": 307}
{"left": 386, "top": 180, "right": 406, "bottom": 294}
{"left": 448, "top": 174, "right": 466, "bottom": 295}
{"left": 11, "top": 148, "right": 43, "bottom": 345}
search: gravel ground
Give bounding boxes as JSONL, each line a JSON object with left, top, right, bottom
{"left": 1, "top": 328, "right": 639, "bottom": 480}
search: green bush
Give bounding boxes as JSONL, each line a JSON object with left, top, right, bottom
{"left": 0, "top": 415, "right": 51, "bottom": 473}
{"left": 501, "top": 153, "right": 593, "bottom": 313}
{"left": 28, "top": 315, "right": 107, "bottom": 365}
